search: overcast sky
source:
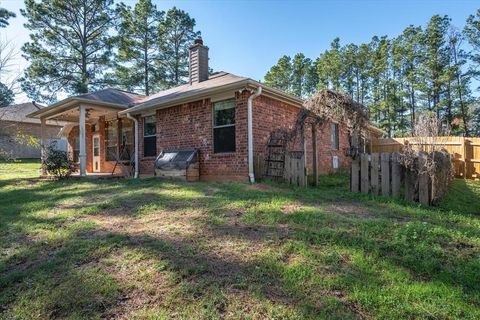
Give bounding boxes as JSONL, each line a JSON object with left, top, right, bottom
{"left": 1, "top": 0, "right": 479, "bottom": 103}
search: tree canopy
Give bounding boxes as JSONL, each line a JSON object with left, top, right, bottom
{"left": 265, "top": 13, "right": 480, "bottom": 137}
{"left": 114, "top": 0, "right": 164, "bottom": 95}
{"left": 20, "top": 0, "right": 115, "bottom": 103}
{"left": 0, "top": 6, "right": 15, "bottom": 28}
{"left": 19, "top": 1, "right": 201, "bottom": 103}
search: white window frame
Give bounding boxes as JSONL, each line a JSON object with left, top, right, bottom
{"left": 143, "top": 115, "right": 157, "bottom": 157}
{"left": 212, "top": 98, "right": 236, "bottom": 153}
{"left": 331, "top": 122, "right": 339, "bottom": 150}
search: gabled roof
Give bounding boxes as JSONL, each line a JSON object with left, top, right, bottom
{"left": 0, "top": 103, "right": 64, "bottom": 126}
{"left": 28, "top": 74, "right": 303, "bottom": 119}
{"left": 75, "top": 88, "right": 145, "bottom": 105}
{"left": 28, "top": 88, "right": 146, "bottom": 119}
{"left": 131, "top": 72, "right": 248, "bottom": 109}
{"left": 122, "top": 72, "right": 304, "bottom": 115}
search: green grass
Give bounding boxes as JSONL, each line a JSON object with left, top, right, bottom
{"left": 1, "top": 160, "right": 480, "bottom": 319}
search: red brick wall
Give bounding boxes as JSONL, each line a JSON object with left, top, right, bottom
{"left": 135, "top": 90, "right": 352, "bottom": 181}
{"left": 252, "top": 95, "right": 351, "bottom": 174}
{"left": 67, "top": 117, "right": 130, "bottom": 174}
{"left": 137, "top": 91, "right": 250, "bottom": 181}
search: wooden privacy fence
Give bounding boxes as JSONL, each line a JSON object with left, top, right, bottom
{"left": 284, "top": 151, "right": 307, "bottom": 187}
{"left": 351, "top": 151, "right": 452, "bottom": 205}
{"left": 254, "top": 151, "right": 307, "bottom": 187}
{"left": 372, "top": 136, "right": 480, "bottom": 179}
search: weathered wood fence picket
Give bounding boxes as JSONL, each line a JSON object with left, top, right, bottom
{"left": 284, "top": 151, "right": 307, "bottom": 187}
{"left": 351, "top": 152, "right": 452, "bottom": 205}
{"left": 372, "top": 136, "right": 480, "bottom": 179}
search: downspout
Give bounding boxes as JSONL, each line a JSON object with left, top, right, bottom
{"left": 126, "top": 113, "right": 139, "bottom": 179}
{"left": 247, "top": 86, "right": 262, "bottom": 183}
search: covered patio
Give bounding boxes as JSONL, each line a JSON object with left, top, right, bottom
{"left": 28, "top": 89, "right": 144, "bottom": 177}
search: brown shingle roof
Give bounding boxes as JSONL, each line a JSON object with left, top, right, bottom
{"left": 75, "top": 88, "right": 145, "bottom": 106}
{"left": 123, "top": 72, "right": 303, "bottom": 114}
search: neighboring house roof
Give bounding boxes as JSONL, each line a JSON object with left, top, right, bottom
{"left": 122, "top": 72, "right": 304, "bottom": 115}
{"left": 1, "top": 103, "right": 65, "bottom": 126}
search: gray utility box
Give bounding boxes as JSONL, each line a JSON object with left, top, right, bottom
{"left": 154, "top": 149, "right": 199, "bottom": 181}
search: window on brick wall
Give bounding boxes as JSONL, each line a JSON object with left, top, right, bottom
{"left": 213, "top": 99, "right": 235, "bottom": 153}
{"left": 105, "top": 120, "right": 118, "bottom": 161}
{"left": 143, "top": 115, "right": 157, "bottom": 157}
{"left": 331, "top": 123, "right": 339, "bottom": 150}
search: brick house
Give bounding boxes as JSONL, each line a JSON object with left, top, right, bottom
{"left": 28, "top": 39, "right": 380, "bottom": 181}
{"left": 0, "top": 103, "right": 66, "bottom": 159}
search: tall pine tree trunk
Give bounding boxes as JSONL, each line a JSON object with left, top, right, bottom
{"left": 452, "top": 42, "right": 470, "bottom": 136}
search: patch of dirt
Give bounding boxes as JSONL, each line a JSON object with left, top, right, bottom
{"left": 245, "top": 183, "right": 285, "bottom": 193}
{"left": 281, "top": 203, "right": 304, "bottom": 214}
{"left": 324, "top": 201, "right": 379, "bottom": 219}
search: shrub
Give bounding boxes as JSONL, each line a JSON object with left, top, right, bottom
{"left": 43, "top": 142, "right": 75, "bottom": 178}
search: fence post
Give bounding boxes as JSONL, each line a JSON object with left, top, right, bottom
{"left": 351, "top": 157, "right": 360, "bottom": 193}
{"left": 370, "top": 153, "right": 379, "bottom": 195}
{"left": 418, "top": 153, "right": 430, "bottom": 205}
{"left": 311, "top": 124, "right": 318, "bottom": 187}
{"left": 391, "top": 152, "right": 401, "bottom": 198}
{"left": 464, "top": 138, "right": 471, "bottom": 179}
{"left": 404, "top": 168, "right": 415, "bottom": 202}
{"left": 284, "top": 153, "right": 290, "bottom": 184}
{"left": 461, "top": 138, "right": 466, "bottom": 178}
{"left": 381, "top": 153, "right": 390, "bottom": 197}
{"left": 361, "top": 153, "right": 369, "bottom": 194}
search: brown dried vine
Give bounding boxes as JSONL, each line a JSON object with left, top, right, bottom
{"left": 288, "top": 89, "right": 370, "bottom": 153}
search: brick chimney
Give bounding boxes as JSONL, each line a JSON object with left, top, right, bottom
{"left": 189, "top": 37, "right": 209, "bottom": 83}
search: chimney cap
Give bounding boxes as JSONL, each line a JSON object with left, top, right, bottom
{"left": 194, "top": 37, "right": 203, "bottom": 45}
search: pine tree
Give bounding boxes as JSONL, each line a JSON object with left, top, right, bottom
{"left": 399, "top": 25, "right": 424, "bottom": 134}
{"left": 316, "top": 38, "right": 343, "bottom": 90}
{"left": 291, "top": 53, "right": 317, "bottom": 97}
{"left": 0, "top": 6, "right": 15, "bottom": 28}
{"left": 464, "top": 9, "right": 480, "bottom": 84}
{"left": 159, "top": 7, "right": 200, "bottom": 87}
{"left": 422, "top": 15, "right": 451, "bottom": 118}
{"left": 356, "top": 43, "right": 371, "bottom": 105}
{"left": 0, "top": 7, "right": 16, "bottom": 105}
{"left": 448, "top": 28, "right": 473, "bottom": 136}
{"left": 264, "top": 55, "right": 292, "bottom": 94}
{"left": 114, "top": 0, "right": 163, "bottom": 95}
{"left": 0, "top": 83, "right": 13, "bottom": 107}
{"left": 20, "top": 0, "right": 115, "bottom": 103}
{"left": 341, "top": 43, "right": 358, "bottom": 98}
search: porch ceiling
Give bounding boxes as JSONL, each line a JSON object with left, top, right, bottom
{"left": 46, "top": 105, "right": 120, "bottom": 123}
{"left": 27, "top": 97, "right": 129, "bottom": 123}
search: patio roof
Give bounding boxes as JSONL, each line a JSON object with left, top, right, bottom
{"left": 28, "top": 88, "right": 146, "bottom": 121}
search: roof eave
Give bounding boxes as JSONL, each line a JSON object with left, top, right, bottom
{"left": 27, "top": 97, "right": 129, "bottom": 119}
{"left": 121, "top": 79, "right": 304, "bottom": 116}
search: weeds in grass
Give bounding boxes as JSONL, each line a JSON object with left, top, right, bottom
{"left": 1, "top": 160, "right": 479, "bottom": 319}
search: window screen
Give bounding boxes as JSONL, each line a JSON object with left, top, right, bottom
{"left": 213, "top": 99, "right": 235, "bottom": 153}
{"left": 331, "top": 123, "right": 339, "bottom": 150}
{"left": 120, "top": 119, "right": 133, "bottom": 160}
{"left": 143, "top": 115, "right": 157, "bottom": 157}
{"left": 105, "top": 120, "right": 118, "bottom": 161}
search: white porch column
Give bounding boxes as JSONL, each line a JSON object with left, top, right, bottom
{"left": 79, "top": 105, "right": 87, "bottom": 176}
{"left": 40, "top": 117, "right": 47, "bottom": 176}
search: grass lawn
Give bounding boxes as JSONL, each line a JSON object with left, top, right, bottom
{"left": 1, "top": 160, "right": 479, "bottom": 319}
